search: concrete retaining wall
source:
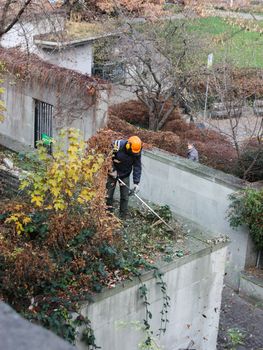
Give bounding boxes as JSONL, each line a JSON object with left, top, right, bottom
{"left": 140, "top": 148, "right": 257, "bottom": 289}
{"left": 79, "top": 243, "right": 227, "bottom": 350}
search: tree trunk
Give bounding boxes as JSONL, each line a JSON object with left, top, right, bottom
{"left": 148, "top": 111, "right": 158, "bottom": 131}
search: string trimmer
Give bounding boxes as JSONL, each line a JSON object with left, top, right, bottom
{"left": 118, "top": 178, "right": 176, "bottom": 235}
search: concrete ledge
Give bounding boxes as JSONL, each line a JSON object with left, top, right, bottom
{"left": 239, "top": 271, "right": 263, "bottom": 303}
{"left": 143, "top": 148, "right": 247, "bottom": 191}
{"left": 90, "top": 239, "right": 228, "bottom": 304}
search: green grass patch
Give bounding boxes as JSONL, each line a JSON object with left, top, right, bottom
{"left": 186, "top": 17, "right": 263, "bottom": 68}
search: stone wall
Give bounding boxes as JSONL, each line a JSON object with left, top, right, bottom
{"left": 139, "top": 148, "right": 257, "bottom": 289}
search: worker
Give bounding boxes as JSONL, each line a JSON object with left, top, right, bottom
{"left": 106, "top": 136, "right": 142, "bottom": 219}
{"left": 187, "top": 141, "right": 199, "bottom": 162}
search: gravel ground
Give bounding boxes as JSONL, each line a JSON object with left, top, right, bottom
{"left": 217, "top": 286, "right": 263, "bottom": 350}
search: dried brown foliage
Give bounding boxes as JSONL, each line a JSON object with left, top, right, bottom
{"left": 67, "top": 0, "right": 165, "bottom": 19}
{"left": 0, "top": 47, "right": 106, "bottom": 96}
{"left": 46, "top": 212, "right": 84, "bottom": 248}
{"left": 97, "top": 0, "right": 165, "bottom": 16}
{"left": 109, "top": 100, "right": 182, "bottom": 129}
{"left": 231, "top": 69, "right": 263, "bottom": 98}
{"left": 107, "top": 100, "right": 236, "bottom": 172}
{"left": 86, "top": 130, "right": 123, "bottom": 242}
{"left": 0, "top": 231, "right": 55, "bottom": 303}
{"left": 90, "top": 155, "right": 121, "bottom": 243}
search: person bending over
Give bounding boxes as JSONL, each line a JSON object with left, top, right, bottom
{"left": 106, "top": 136, "right": 142, "bottom": 219}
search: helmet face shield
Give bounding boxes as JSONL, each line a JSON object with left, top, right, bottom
{"left": 128, "top": 136, "right": 142, "bottom": 154}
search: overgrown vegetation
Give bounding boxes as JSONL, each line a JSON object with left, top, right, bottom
{"left": 234, "top": 142, "right": 263, "bottom": 182}
{"left": 228, "top": 188, "right": 263, "bottom": 250}
{"left": 109, "top": 101, "right": 237, "bottom": 173}
{"left": 0, "top": 128, "right": 184, "bottom": 347}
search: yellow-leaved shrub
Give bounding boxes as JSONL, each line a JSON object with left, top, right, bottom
{"left": 20, "top": 128, "right": 104, "bottom": 212}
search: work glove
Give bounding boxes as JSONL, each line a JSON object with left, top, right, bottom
{"left": 133, "top": 184, "right": 140, "bottom": 194}
{"left": 109, "top": 170, "right": 118, "bottom": 179}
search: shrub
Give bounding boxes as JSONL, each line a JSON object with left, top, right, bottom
{"left": 233, "top": 144, "right": 263, "bottom": 182}
{"left": 228, "top": 188, "right": 263, "bottom": 250}
{"left": 107, "top": 108, "right": 237, "bottom": 174}
{"left": 109, "top": 100, "right": 182, "bottom": 129}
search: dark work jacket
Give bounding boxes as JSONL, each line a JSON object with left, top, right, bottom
{"left": 187, "top": 147, "right": 199, "bottom": 162}
{"left": 112, "top": 140, "right": 142, "bottom": 184}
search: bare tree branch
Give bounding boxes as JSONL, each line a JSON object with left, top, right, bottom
{"left": 0, "top": 0, "right": 33, "bottom": 37}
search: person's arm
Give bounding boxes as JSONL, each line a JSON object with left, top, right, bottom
{"left": 133, "top": 154, "right": 142, "bottom": 184}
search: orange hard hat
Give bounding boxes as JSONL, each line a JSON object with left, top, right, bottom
{"left": 127, "top": 136, "right": 142, "bottom": 154}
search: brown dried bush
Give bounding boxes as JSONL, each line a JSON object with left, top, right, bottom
{"left": 0, "top": 237, "right": 55, "bottom": 303}
{"left": 162, "top": 119, "right": 190, "bottom": 133}
{"left": 109, "top": 100, "right": 182, "bottom": 129}
{"left": 107, "top": 100, "right": 237, "bottom": 174}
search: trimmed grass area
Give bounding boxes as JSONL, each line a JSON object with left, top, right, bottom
{"left": 186, "top": 17, "right": 263, "bottom": 68}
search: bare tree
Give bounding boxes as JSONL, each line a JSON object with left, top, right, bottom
{"left": 0, "top": 0, "right": 35, "bottom": 37}
{"left": 205, "top": 65, "right": 263, "bottom": 181}
{"left": 108, "top": 20, "right": 206, "bottom": 131}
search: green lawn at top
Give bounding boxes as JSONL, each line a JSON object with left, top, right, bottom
{"left": 186, "top": 16, "right": 263, "bottom": 68}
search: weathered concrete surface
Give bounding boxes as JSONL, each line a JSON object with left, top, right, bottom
{"left": 140, "top": 148, "right": 257, "bottom": 289}
{"left": 78, "top": 235, "right": 228, "bottom": 350}
{"left": 0, "top": 303, "right": 76, "bottom": 350}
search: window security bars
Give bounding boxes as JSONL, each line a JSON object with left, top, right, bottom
{"left": 34, "top": 99, "right": 53, "bottom": 150}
